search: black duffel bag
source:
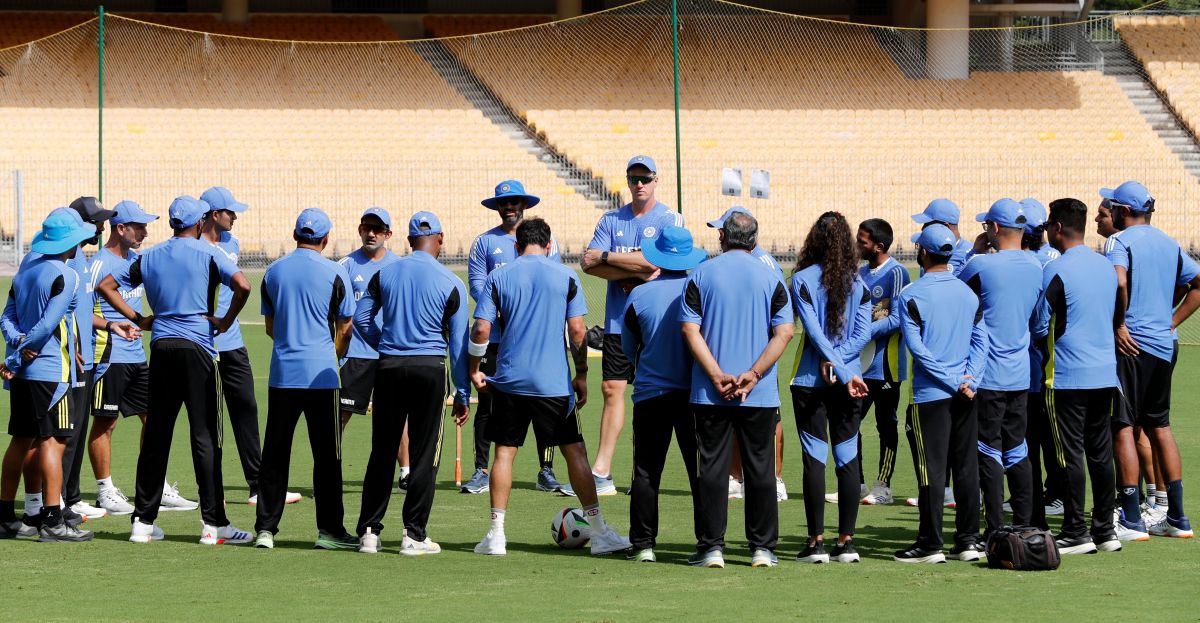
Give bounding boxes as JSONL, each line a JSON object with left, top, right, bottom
{"left": 986, "top": 525, "right": 1061, "bottom": 571}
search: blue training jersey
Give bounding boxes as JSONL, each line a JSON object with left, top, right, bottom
{"left": 338, "top": 248, "right": 400, "bottom": 361}
{"left": 261, "top": 248, "right": 354, "bottom": 390}
{"left": 113, "top": 236, "right": 241, "bottom": 358}
{"left": 66, "top": 250, "right": 96, "bottom": 371}
{"left": 91, "top": 247, "right": 146, "bottom": 369}
{"left": 1033, "top": 245, "right": 1118, "bottom": 391}
{"left": 789, "top": 265, "right": 872, "bottom": 388}
{"left": 860, "top": 258, "right": 910, "bottom": 382}
{"left": 1026, "top": 246, "right": 1060, "bottom": 393}
{"left": 2, "top": 255, "right": 79, "bottom": 392}
{"left": 208, "top": 232, "right": 244, "bottom": 352}
{"left": 680, "top": 251, "right": 793, "bottom": 408}
{"left": 475, "top": 253, "right": 587, "bottom": 399}
{"left": 958, "top": 250, "right": 1043, "bottom": 391}
{"left": 588, "top": 201, "right": 683, "bottom": 335}
{"left": 621, "top": 272, "right": 693, "bottom": 404}
{"left": 355, "top": 250, "right": 470, "bottom": 404}
{"left": 752, "top": 246, "right": 784, "bottom": 279}
{"left": 1106, "top": 224, "right": 1200, "bottom": 362}
{"left": 897, "top": 271, "right": 989, "bottom": 404}
{"left": 468, "top": 225, "right": 561, "bottom": 343}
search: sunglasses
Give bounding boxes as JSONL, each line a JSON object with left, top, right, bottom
{"left": 359, "top": 223, "right": 389, "bottom": 234}
{"left": 496, "top": 198, "right": 525, "bottom": 208}
{"left": 627, "top": 175, "right": 656, "bottom": 186}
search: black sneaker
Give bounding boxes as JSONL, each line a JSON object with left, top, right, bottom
{"left": 38, "top": 521, "right": 94, "bottom": 542}
{"left": 61, "top": 506, "right": 84, "bottom": 528}
{"left": 830, "top": 539, "right": 860, "bottom": 563}
{"left": 397, "top": 475, "right": 410, "bottom": 493}
{"left": 894, "top": 544, "right": 946, "bottom": 564}
{"left": 948, "top": 541, "right": 986, "bottom": 561}
{"left": 0, "top": 518, "right": 20, "bottom": 539}
{"left": 795, "top": 541, "right": 829, "bottom": 564}
{"left": 1054, "top": 534, "right": 1097, "bottom": 555}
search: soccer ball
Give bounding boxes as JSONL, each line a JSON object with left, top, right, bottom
{"left": 551, "top": 507, "right": 591, "bottom": 549}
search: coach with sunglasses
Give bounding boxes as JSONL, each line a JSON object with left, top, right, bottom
{"left": 580, "top": 155, "right": 684, "bottom": 496}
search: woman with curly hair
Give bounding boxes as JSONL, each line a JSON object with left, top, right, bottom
{"left": 789, "top": 211, "right": 872, "bottom": 564}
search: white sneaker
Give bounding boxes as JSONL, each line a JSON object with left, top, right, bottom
{"left": 255, "top": 530, "right": 274, "bottom": 549}
{"left": 944, "top": 486, "right": 957, "bottom": 509}
{"left": 590, "top": 524, "right": 632, "bottom": 556}
{"left": 825, "top": 492, "right": 839, "bottom": 504}
{"left": 474, "top": 528, "right": 507, "bottom": 555}
{"left": 359, "top": 528, "right": 380, "bottom": 554}
{"left": 905, "top": 497, "right": 919, "bottom": 507}
{"left": 399, "top": 535, "right": 442, "bottom": 556}
{"left": 1114, "top": 509, "right": 1150, "bottom": 542}
{"left": 751, "top": 548, "right": 778, "bottom": 568}
{"left": 70, "top": 501, "right": 107, "bottom": 520}
{"left": 826, "top": 484, "right": 869, "bottom": 504}
{"left": 863, "top": 480, "right": 892, "bottom": 505}
{"left": 97, "top": 487, "right": 135, "bottom": 515}
{"left": 728, "top": 476, "right": 744, "bottom": 500}
{"left": 1044, "top": 498, "right": 1064, "bottom": 516}
{"left": 1096, "top": 538, "right": 1122, "bottom": 552}
{"left": 248, "top": 491, "right": 303, "bottom": 506}
{"left": 200, "top": 523, "right": 253, "bottom": 545}
{"left": 776, "top": 477, "right": 788, "bottom": 502}
{"left": 592, "top": 473, "right": 617, "bottom": 496}
{"left": 160, "top": 482, "right": 199, "bottom": 511}
{"left": 128, "top": 518, "right": 163, "bottom": 543}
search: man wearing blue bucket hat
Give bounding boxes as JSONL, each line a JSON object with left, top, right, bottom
{"left": 465, "top": 180, "right": 566, "bottom": 496}
{"left": 621, "top": 226, "right": 706, "bottom": 563}
{"left": 581, "top": 155, "right": 684, "bottom": 496}
{"left": 957, "top": 199, "right": 1044, "bottom": 540}
{"left": 1104, "top": 180, "right": 1200, "bottom": 539}
{"left": 0, "top": 208, "right": 94, "bottom": 541}
{"left": 97, "top": 195, "right": 254, "bottom": 545}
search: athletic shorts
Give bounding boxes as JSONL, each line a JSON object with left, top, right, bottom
{"left": 602, "top": 333, "right": 634, "bottom": 382}
{"left": 485, "top": 388, "right": 583, "bottom": 448}
{"left": 8, "top": 378, "right": 73, "bottom": 438}
{"left": 1113, "top": 350, "right": 1174, "bottom": 429}
{"left": 339, "top": 357, "right": 378, "bottom": 415}
{"left": 93, "top": 363, "right": 149, "bottom": 418}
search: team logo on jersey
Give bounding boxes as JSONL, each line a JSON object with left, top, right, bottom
{"left": 643, "top": 226, "right": 656, "bottom": 238}
{"left": 872, "top": 286, "right": 884, "bottom": 298}
{"left": 354, "top": 274, "right": 364, "bottom": 282}
{"left": 493, "top": 247, "right": 503, "bottom": 255}
{"left": 616, "top": 230, "right": 624, "bottom": 237}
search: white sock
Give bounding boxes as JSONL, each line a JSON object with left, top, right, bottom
{"left": 97, "top": 476, "right": 114, "bottom": 490}
{"left": 24, "top": 493, "right": 42, "bottom": 517}
{"left": 490, "top": 508, "right": 506, "bottom": 531}
{"left": 583, "top": 503, "right": 606, "bottom": 530}
{"left": 399, "top": 466, "right": 411, "bottom": 479}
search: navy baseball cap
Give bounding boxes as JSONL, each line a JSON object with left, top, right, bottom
{"left": 707, "top": 205, "right": 752, "bottom": 229}
{"left": 111, "top": 200, "right": 159, "bottom": 226}
{"left": 168, "top": 196, "right": 209, "bottom": 229}
{"left": 976, "top": 198, "right": 1027, "bottom": 229}
{"left": 626, "top": 155, "right": 657, "bottom": 173}
{"left": 295, "top": 208, "right": 332, "bottom": 241}
{"left": 31, "top": 207, "right": 97, "bottom": 255}
{"left": 361, "top": 207, "right": 392, "bottom": 230}
{"left": 1019, "top": 198, "right": 1047, "bottom": 233}
{"left": 68, "top": 196, "right": 115, "bottom": 223}
{"left": 200, "top": 186, "right": 248, "bottom": 213}
{"left": 1100, "top": 181, "right": 1154, "bottom": 213}
{"left": 408, "top": 211, "right": 442, "bottom": 237}
{"left": 481, "top": 180, "right": 540, "bottom": 210}
{"left": 643, "top": 226, "right": 707, "bottom": 271}
{"left": 910, "top": 223, "right": 957, "bottom": 256}
{"left": 912, "top": 198, "right": 960, "bottom": 225}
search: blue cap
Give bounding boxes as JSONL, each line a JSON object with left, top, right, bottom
{"left": 408, "top": 211, "right": 443, "bottom": 237}
{"left": 110, "top": 200, "right": 159, "bottom": 226}
{"left": 294, "top": 208, "right": 332, "bottom": 241}
{"left": 707, "top": 205, "right": 752, "bottom": 229}
{"left": 31, "top": 207, "right": 97, "bottom": 255}
{"left": 976, "top": 198, "right": 1028, "bottom": 229}
{"left": 642, "top": 226, "right": 707, "bottom": 271}
{"left": 481, "top": 180, "right": 540, "bottom": 211}
{"left": 361, "top": 207, "right": 392, "bottom": 229}
{"left": 626, "top": 155, "right": 657, "bottom": 173}
{"left": 200, "top": 186, "right": 248, "bottom": 213}
{"left": 912, "top": 198, "right": 960, "bottom": 225}
{"left": 910, "top": 223, "right": 957, "bottom": 256}
{"left": 1100, "top": 181, "right": 1154, "bottom": 213}
{"left": 1019, "top": 198, "right": 1047, "bottom": 233}
{"left": 168, "top": 196, "right": 210, "bottom": 229}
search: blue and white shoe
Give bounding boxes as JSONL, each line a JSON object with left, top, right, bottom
{"left": 1114, "top": 509, "right": 1150, "bottom": 542}
{"left": 536, "top": 467, "right": 564, "bottom": 493}
{"left": 461, "top": 468, "right": 489, "bottom": 494}
{"left": 687, "top": 547, "right": 724, "bottom": 568}
{"left": 593, "top": 473, "right": 617, "bottom": 497}
{"left": 1149, "top": 514, "right": 1194, "bottom": 539}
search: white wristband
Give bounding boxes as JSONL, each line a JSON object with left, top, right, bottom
{"left": 468, "top": 340, "right": 489, "bottom": 357}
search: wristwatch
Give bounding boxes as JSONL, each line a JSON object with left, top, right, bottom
{"left": 600, "top": 251, "right": 609, "bottom": 264}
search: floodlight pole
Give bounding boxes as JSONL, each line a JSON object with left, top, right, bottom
{"left": 671, "top": 0, "right": 682, "bottom": 215}
{"left": 98, "top": 5, "right": 104, "bottom": 202}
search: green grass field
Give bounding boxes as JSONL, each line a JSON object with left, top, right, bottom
{"left": 0, "top": 269, "right": 1198, "bottom": 622}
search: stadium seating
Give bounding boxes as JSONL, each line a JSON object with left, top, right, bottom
{"left": 1116, "top": 15, "right": 1200, "bottom": 138}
